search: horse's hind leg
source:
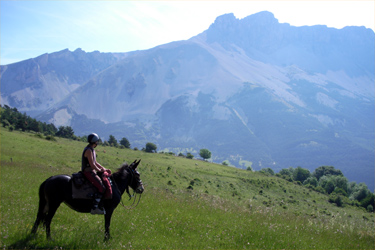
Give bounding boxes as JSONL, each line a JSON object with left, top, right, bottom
{"left": 31, "top": 181, "right": 48, "bottom": 235}
{"left": 31, "top": 214, "right": 44, "bottom": 235}
{"left": 44, "top": 202, "right": 61, "bottom": 240}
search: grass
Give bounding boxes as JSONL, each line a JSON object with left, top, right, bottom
{"left": 1, "top": 128, "right": 374, "bottom": 249}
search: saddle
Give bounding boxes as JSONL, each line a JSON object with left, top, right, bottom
{"left": 71, "top": 172, "right": 112, "bottom": 199}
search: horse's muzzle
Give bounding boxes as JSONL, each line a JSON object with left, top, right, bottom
{"left": 136, "top": 185, "right": 144, "bottom": 194}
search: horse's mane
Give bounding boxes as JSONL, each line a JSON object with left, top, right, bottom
{"left": 112, "top": 160, "right": 140, "bottom": 179}
{"left": 113, "top": 162, "right": 130, "bottom": 178}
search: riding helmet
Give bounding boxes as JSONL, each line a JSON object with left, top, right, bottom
{"left": 88, "top": 133, "right": 100, "bottom": 144}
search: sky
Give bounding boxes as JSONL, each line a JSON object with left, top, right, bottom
{"left": 1, "top": 0, "right": 374, "bottom": 65}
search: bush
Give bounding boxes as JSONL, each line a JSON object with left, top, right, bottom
{"left": 34, "top": 133, "right": 44, "bottom": 139}
{"left": 145, "top": 142, "right": 157, "bottom": 153}
{"left": 333, "top": 187, "right": 348, "bottom": 197}
{"left": 1, "top": 119, "right": 10, "bottom": 127}
{"left": 367, "top": 205, "right": 374, "bottom": 212}
{"left": 303, "top": 177, "right": 318, "bottom": 187}
{"left": 45, "top": 135, "right": 57, "bottom": 141}
{"left": 329, "top": 194, "right": 343, "bottom": 207}
{"left": 315, "top": 186, "right": 326, "bottom": 194}
{"left": 186, "top": 153, "right": 194, "bottom": 159}
{"left": 293, "top": 166, "right": 311, "bottom": 183}
{"left": 260, "top": 168, "right": 274, "bottom": 175}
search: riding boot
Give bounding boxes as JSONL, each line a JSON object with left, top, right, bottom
{"left": 90, "top": 194, "right": 106, "bottom": 215}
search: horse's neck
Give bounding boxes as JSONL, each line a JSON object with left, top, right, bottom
{"left": 112, "top": 173, "right": 129, "bottom": 195}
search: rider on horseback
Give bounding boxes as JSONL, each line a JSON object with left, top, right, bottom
{"left": 82, "top": 133, "right": 111, "bottom": 215}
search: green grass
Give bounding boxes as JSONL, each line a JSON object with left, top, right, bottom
{"left": 1, "top": 128, "right": 374, "bottom": 249}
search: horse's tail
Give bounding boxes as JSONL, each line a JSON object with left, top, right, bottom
{"left": 31, "top": 179, "right": 49, "bottom": 233}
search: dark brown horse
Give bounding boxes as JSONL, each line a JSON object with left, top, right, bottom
{"left": 31, "top": 160, "right": 144, "bottom": 240}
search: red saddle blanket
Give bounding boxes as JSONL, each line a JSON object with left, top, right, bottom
{"left": 71, "top": 172, "right": 112, "bottom": 199}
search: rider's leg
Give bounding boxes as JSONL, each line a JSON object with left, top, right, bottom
{"left": 83, "top": 171, "right": 106, "bottom": 214}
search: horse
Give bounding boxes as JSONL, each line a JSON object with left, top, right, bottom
{"left": 31, "top": 159, "right": 144, "bottom": 240}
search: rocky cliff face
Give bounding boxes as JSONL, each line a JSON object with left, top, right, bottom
{"left": 0, "top": 48, "right": 126, "bottom": 115}
{"left": 1, "top": 11, "right": 374, "bottom": 189}
{"left": 206, "top": 12, "right": 375, "bottom": 77}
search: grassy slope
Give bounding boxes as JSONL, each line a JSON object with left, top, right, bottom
{"left": 0, "top": 128, "right": 374, "bottom": 249}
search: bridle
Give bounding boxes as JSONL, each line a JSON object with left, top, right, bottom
{"left": 112, "top": 167, "right": 143, "bottom": 210}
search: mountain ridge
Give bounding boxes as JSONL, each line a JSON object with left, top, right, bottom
{"left": 1, "top": 11, "right": 374, "bottom": 190}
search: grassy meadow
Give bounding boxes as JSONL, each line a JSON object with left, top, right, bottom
{"left": 0, "top": 128, "right": 374, "bottom": 249}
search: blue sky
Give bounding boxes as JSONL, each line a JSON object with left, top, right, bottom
{"left": 1, "top": 0, "right": 374, "bottom": 65}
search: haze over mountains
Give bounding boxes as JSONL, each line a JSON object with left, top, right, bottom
{"left": 1, "top": 11, "right": 374, "bottom": 189}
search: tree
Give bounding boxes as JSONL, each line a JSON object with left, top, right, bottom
{"left": 199, "top": 149, "right": 211, "bottom": 161}
{"left": 324, "top": 180, "right": 335, "bottom": 194}
{"left": 246, "top": 166, "right": 253, "bottom": 171}
{"left": 349, "top": 183, "right": 370, "bottom": 202}
{"left": 56, "top": 126, "right": 75, "bottom": 139}
{"left": 331, "top": 176, "right": 349, "bottom": 194}
{"left": 303, "top": 177, "right": 318, "bottom": 187}
{"left": 312, "top": 166, "right": 343, "bottom": 180}
{"left": 108, "top": 135, "right": 118, "bottom": 147}
{"left": 279, "top": 167, "right": 295, "bottom": 178}
{"left": 260, "top": 168, "right": 275, "bottom": 175}
{"left": 186, "top": 153, "right": 194, "bottom": 159}
{"left": 145, "top": 142, "right": 157, "bottom": 153}
{"left": 119, "top": 137, "right": 130, "bottom": 149}
{"left": 293, "top": 166, "right": 311, "bottom": 183}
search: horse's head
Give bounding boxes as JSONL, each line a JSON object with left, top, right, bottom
{"left": 128, "top": 159, "right": 144, "bottom": 194}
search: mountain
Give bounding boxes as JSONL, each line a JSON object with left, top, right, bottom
{"left": 0, "top": 48, "right": 127, "bottom": 116}
{"left": 1, "top": 11, "right": 374, "bottom": 190}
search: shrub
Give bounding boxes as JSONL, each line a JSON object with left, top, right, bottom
{"left": 1, "top": 119, "right": 10, "bottom": 127}
{"left": 293, "top": 166, "right": 311, "bottom": 183}
{"left": 333, "top": 187, "right": 348, "bottom": 197}
{"left": 303, "top": 177, "right": 318, "bottom": 187}
{"left": 367, "top": 205, "right": 374, "bottom": 212}
{"left": 45, "top": 135, "right": 57, "bottom": 141}
{"left": 145, "top": 142, "right": 157, "bottom": 153}
{"left": 34, "top": 133, "right": 44, "bottom": 139}
{"left": 260, "top": 168, "right": 274, "bottom": 176}
{"left": 329, "top": 194, "right": 343, "bottom": 207}
{"left": 186, "top": 153, "right": 194, "bottom": 159}
{"left": 315, "top": 186, "right": 326, "bottom": 194}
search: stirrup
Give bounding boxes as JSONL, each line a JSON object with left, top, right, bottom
{"left": 90, "top": 207, "right": 106, "bottom": 215}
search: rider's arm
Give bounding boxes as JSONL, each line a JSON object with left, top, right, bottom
{"left": 85, "top": 149, "right": 105, "bottom": 172}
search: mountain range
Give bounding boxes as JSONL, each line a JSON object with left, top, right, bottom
{"left": 1, "top": 11, "right": 374, "bottom": 190}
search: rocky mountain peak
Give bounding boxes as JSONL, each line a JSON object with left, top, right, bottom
{"left": 205, "top": 11, "right": 374, "bottom": 76}
{"left": 1, "top": 11, "right": 374, "bottom": 189}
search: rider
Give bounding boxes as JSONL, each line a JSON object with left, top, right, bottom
{"left": 82, "top": 133, "right": 111, "bottom": 215}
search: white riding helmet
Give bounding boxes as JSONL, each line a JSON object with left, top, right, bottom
{"left": 88, "top": 133, "right": 100, "bottom": 144}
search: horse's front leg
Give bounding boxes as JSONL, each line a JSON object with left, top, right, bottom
{"left": 104, "top": 210, "right": 113, "bottom": 241}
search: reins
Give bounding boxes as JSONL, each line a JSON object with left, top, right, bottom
{"left": 122, "top": 190, "right": 142, "bottom": 209}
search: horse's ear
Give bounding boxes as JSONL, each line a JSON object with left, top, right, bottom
{"left": 133, "top": 159, "right": 141, "bottom": 169}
